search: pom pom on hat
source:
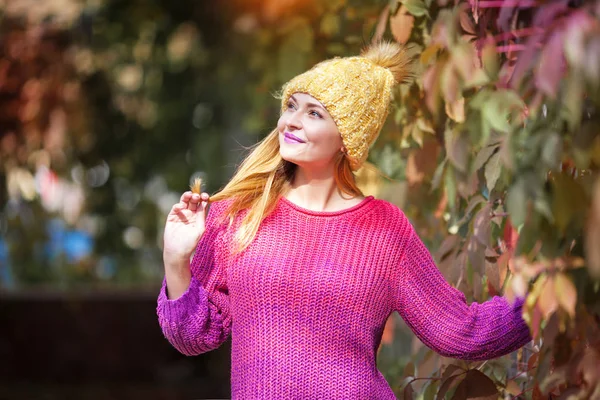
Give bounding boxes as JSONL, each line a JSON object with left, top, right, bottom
{"left": 360, "top": 41, "right": 415, "bottom": 85}
{"left": 280, "top": 41, "right": 414, "bottom": 171}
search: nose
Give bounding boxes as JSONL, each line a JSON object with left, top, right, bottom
{"left": 285, "top": 109, "right": 302, "bottom": 130}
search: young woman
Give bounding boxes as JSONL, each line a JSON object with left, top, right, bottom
{"left": 157, "top": 42, "right": 531, "bottom": 399}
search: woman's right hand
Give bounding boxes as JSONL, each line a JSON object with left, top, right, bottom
{"left": 163, "top": 191, "right": 210, "bottom": 269}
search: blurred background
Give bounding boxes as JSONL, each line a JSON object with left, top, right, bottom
{"left": 2, "top": 0, "right": 600, "bottom": 399}
{"left": 0, "top": 0, "right": 412, "bottom": 399}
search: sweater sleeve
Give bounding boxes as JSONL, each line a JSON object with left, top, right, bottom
{"left": 392, "top": 222, "right": 531, "bottom": 361}
{"left": 156, "top": 200, "right": 232, "bottom": 356}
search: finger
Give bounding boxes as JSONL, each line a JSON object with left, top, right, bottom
{"left": 188, "top": 194, "right": 201, "bottom": 212}
{"left": 170, "top": 202, "right": 186, "bottom": 214}
{"left": 200, "top": 192, "right": 210, "bottom": 202}
{"left": 171, "top": 206, "right": 191, "bottom": 224}
{"left": 180, "top": 191, "right": 193, "bottom": 203}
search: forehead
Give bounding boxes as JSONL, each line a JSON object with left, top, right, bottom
{"left": 289, "top": 92, "right": 326, "bottom": 109}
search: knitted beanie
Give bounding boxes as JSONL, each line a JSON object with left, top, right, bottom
{"left": 280, "top": 41, "right": 413, "bottom": 171}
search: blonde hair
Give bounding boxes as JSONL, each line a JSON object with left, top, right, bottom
{"left": 208, "top": 128, "right": 362, "bottom": 253}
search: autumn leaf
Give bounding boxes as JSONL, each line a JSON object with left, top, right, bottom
{"left": 451, "top": 369, "right": 498, "bottom": 400}
{"left": 506, "top": 380, "right": 521, "bottom": 396}
{"left": 554, "top": 272, "right": 577, "bottom": 318}
{"left": 537, "top": 275, "right": 558, "bottom": 319}
{"left": 445, "top": 96, "right": 465, "bottom": 122}
{"left": 390, "top": 5, "right": 415, "bottom": 44}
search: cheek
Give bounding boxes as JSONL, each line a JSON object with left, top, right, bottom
{"left": 277, "top": 115, "right": 286, "bottom": 131}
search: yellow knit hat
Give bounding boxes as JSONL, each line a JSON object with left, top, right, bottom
{"left": 280, "top": 41, "right": 413, "bottom": 171}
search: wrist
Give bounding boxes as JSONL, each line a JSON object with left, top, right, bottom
{"left": 163, "top": 251, "right": 191, "bottom": 270}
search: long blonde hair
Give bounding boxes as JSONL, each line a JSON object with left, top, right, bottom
{"left": 208, "top": 128, "right": 362, "bottom": 253}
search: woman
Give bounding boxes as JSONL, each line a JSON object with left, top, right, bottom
{"left": 157, "top": 42, "right": 531, "bottom": 399}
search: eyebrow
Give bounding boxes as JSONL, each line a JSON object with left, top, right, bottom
{"left": 290, "top": 95, "right": 326, "bottom": 111}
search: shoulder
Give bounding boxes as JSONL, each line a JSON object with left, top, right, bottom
{"left": 207, "top": 198, "right": 232, "bottom": 215}
{"left": 362, "top": 198, "right": 414, "bottom": 240}
{"left": 365, "top": 198, "right": 409, "bottom": 223}
{"left": 206, "top": 198, "right": 237, "bottom": 227}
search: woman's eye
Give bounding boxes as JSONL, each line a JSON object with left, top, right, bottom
{"left": 309, "top": 110, "right": 322, "bottom": 118}
{"left": 287, "top": 102, "right": 296, "bottom": 110}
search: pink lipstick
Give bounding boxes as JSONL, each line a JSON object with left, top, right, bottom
{"left": 284, "top": 132, "right": 306, "bottom": 144}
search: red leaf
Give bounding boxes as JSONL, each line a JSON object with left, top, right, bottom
{"left": 509, "top": 31, "right": 543, "bottom": 89}
{"left": 459, "top": 4, "right": 476, "bottom": 35}
{"left": 503, "top": 221, "right": 519, "bottom": 251}
{"left": 403, "top": 381, "right": 414, "bottom": 400}
{"left": 532, "top": 1, "right": 569, "bottom": 27}
{"left": 473, "top": 204, "right": 492, "bottom": 246}
{"left": 437, "top": 372, "right": 463, "bottom": 400}
{"left": 535, "top": 31, "right": 565, "bottom": 98}
{"left": 451, "top": 369, "right": 498, "bottom": 400}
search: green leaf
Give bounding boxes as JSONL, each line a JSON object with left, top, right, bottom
{"left": 482, "top": 99, "right": 511, "bottom": 134}
{"left": 481, "top": 40, "right": 499, "bottom": 79}
{"left": 444, "top": 128, "right": 468, "bottom": 172}
{"left": 423, "top": 380, "right": 440, "bottom": 400}
{"left": 506, "top": 178, "right": 528, "bottom": 227}
{"left": 401, "top": 0, "right": 430, "bottom": 18}
{"left": 484, "top": 151, "right": 502, "bottom": 192}
{"left": 562, "top": 73, "right": 584, "bottom": 131}
{"left": 481, "top": 90, "right": 525, "bottom": 134}
{"left": 390, "top": 0, "right": 401, "bottom": 15}
{"left": 464, "top": 68, "right": 491, "bottom": 88}
{"left": 540, "top": 131, "right": 562, "bottom": 169}
{"left": 445, "top": 166, "right": 458, "bottom": 209}
{"left": 432, "top": 158, "right": 447, "bottom": 190}
{"left": 403, "top": 361, "right": 415, "bottom": 377}
{"left": 551, "top": 173, "right": 588, "bottom": 231}
{"left": 472, "top": 145, "right": 498, "bottom": 173}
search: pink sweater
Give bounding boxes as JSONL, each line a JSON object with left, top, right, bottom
{"left": 156, "top": 196, "right": 531, "bottom": 399}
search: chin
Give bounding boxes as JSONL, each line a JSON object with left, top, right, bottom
{"left": 279, "top": 150, "right": 300, "bottom": 166}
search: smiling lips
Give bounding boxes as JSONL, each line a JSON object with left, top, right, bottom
{"left": 284, "top": 132, "right": 306, "bottom": 144}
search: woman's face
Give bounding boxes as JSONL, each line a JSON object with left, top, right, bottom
{"left": 277, "top": 93, "right": 343, "bottom": 170}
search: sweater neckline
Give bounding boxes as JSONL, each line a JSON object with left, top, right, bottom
{"left": 279, "top": 195, "right": 375, "bottom": 217}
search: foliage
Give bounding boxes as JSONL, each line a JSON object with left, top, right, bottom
{"left": 376, "top": 0, "right": 600, "bottom": 398}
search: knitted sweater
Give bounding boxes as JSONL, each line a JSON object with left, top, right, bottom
{"left": 156, "top": 196, "right": 531, "bottom": 399}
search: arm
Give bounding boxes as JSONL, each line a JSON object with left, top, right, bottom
{"left": 156, "top": 200, "right": 232, "bottom": 356}
{"left": 393, "top": 223, "right": 531, "bottom": 361}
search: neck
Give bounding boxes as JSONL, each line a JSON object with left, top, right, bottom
{"left": 285, "top": 164, "right": 361, "bottom": 212}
